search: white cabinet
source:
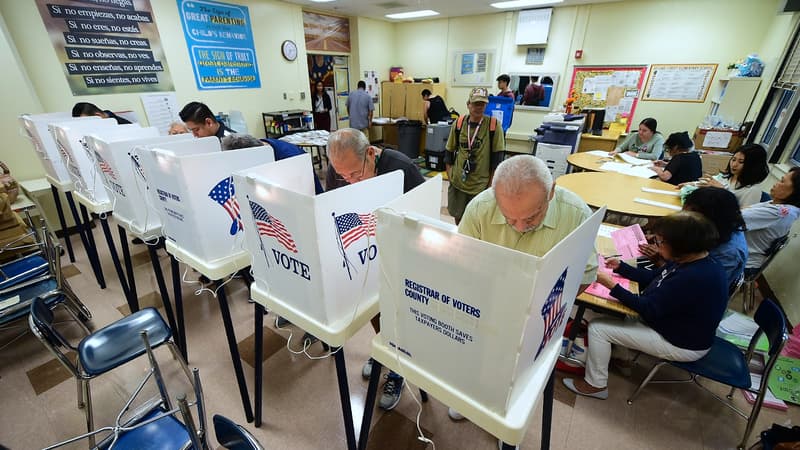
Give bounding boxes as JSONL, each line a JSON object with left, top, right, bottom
{"left": 709, "top": 77, "right": 761, "bottom": 124}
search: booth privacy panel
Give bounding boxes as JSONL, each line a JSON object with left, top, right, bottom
{"left": 377, "top": 206, "right": 603, "bottom": 415}
{"left": 19, "top": 112, "right": 77, "bottom": 184}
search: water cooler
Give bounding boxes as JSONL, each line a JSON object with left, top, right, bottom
{"left": 531, "top": 114, "right": 585, "bottom": 177}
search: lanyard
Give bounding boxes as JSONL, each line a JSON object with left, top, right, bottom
{"left": 466, "top": 117, "right": 483, "bottom": 151}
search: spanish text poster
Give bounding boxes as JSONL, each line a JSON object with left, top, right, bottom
{"left": 177, "top": 0, "right": 260, "bottom": 90}
{"left": 35, "top": 0, "right": 174, "bottom": 95}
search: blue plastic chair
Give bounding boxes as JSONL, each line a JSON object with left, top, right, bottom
{"left": 214, "top": 414, "right": 264, "bottom": 450}
{"left": 29, "top": 296, "right": 191, "bottom": 446}
{"left": 627, "top": 299, "right": 788, "bottom": 450}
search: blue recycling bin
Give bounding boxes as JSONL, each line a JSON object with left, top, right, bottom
{"left": 486, "top": 95, "right": 514, "bottom": 132}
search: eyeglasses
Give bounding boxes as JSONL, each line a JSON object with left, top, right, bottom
{"left": 335, "top": 151, "right": 368, "bottom": 182}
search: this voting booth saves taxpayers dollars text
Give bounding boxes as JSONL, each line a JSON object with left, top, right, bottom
{"left": 18, "top": 112, "right": 77, "bottom": 186}
{"left": 49, "top": 118, "right": 129, "bottom": 205}
{"left": 377, "top": 206, "right": 605, "bottom": 415}
{"left": 138, "top": 139, "right": 275, "bottom": 263}
{"left": 235, "top": 155, "right": 441, "bottom": 329}
{"left": 85, "top": 133, "right": 194, "bottom": 239}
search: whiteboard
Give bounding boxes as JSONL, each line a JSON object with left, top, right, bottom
{"left": 642, "top": 64, "right": 718, "bottom": 102}
{"left": 516, "top": 8, "right": 552, "bottom": 45}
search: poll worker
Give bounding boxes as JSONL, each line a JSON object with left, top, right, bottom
{"left": 563, "top": 211, "right": 728, "bottom": 399}
{"left": 421, "top": 89, "right": 450, "bottom": 124}
{"left": 168, "top": 121, "right": 191, "bottom": 135}
{"left": 311, "top": 81, "right": 333, "bottom": 132}
{"left": 221, "top": 133, "right": 324, "bottom": 195}
{"left": 326, "top": 128, "right": 425, "bottom": 411}
{"left": 687, "top": 143, "right": 769, "bottom": 208}
{"left": 71, "top": 102, "right": 132, "bottom": 125}
{"left": 651, "top": 131, "right": 701, "bottom": 185}
{"left": 495, "top": 74, "right": 515, "bottom": 99}
{"left": 346, "top": 80, "right": 374, "bottom": 136}
{"left": 742, "top": 167, "right": 800, "bottom": 275}
{"left": 452, "top": 155, "right": 598, "bottom": 424}
{"left": 640, "top": 187, "right": 747, "bottom": 292}
{"left": 179, "top": 101, "right": 236, "bottom": 139}
{"left": 609, "top": 118, "right": 664, "bottom": 161}
{"left": 445, "top": 87, "right": 506, "bottom": 224}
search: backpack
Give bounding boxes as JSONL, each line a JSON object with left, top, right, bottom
{"left": 455, "top": 115, "right": 497, "bottom": 153}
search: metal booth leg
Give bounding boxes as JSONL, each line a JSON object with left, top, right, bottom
{"left": 50, "top": 185, "right": 75, "bottom": 262}
{"left": 118, "top": 226, "right": 138, "bottom": 309}
{"left": 143, "top": 234, "right": 181, "bottom": 357}
{"left": 64, "top": 192, "right": 105, "bottom": 289}
{"left": 98, "top": 217, "right": 137, "bottom": 312}
{"left": 215, "top": 279, "right": 254, "bottom": 423}
{"left": 358, "top": 358, "right": 383, "bottom": 450}
{"left": 254, "top": 302, "right": 264, "bottom": 427}
{"left": 541, "top": 372, "right": 554, "bottom": 450}
{"left": 333, "top": 348, "right": 357, "bottom": 450}
{"left": 169, "top": 255, "right": 187, "bottom": 359}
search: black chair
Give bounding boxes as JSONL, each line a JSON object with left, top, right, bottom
{"left": 627, "top": 299, "right": 788, "bottom": 449}
{"left": 742, "top": 235, "right": 790, "bottom": 312}
{"left": 29, "top": 296, "right": 191, "bottom": 446}
{"left": 214, "top": 414, "right": 264, "bottom": 450}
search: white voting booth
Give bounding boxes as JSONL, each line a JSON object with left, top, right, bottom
{"left": 49, "top": 119, "right": 131, "bottom": 206}
{"left": 19, "top": 113, "right": 86, "bottom": 187}
{"left": 85, "top": 133, "right": 194, "bottom": 239}
{"left": 235, "top": 154, "right": 442, "bottom": 336}
{"left": 377, "top": 205, "right": 605, "bottom": 417}
{"left": 137, "top": 138, "right": 275, "bottom": 264}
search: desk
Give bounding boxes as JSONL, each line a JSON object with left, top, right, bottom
{"left": 567, "top": 152, "right": 613, "bottom": 172}
{"left": 556, "top": 172, "right": 681, "bottom": 217}
{"left": 576, "top": 130, "right": 621, "bottom": 153}
{"left": 249, "top": 282, "right": 379, "bottom": 446}
{"left": 277, "top": 130, "right": 331, "bottom": 170}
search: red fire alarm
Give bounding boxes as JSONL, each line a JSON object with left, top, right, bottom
{"left": 575, "top": 49, "right": 583, "bottom": 59}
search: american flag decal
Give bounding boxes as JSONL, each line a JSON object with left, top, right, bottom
{"left": 94, "top": 151, "right": 116, "bottom": 180}
{"left": 334, "top": 212, "right": 377, "bottom": 249}
{"left": 249, "top": 200, "right": 297, "bottom": 253}
{"left": 208, "top": 176, "right": 243, "bottom": 236}
{"left": 535, "top": 268, "right": 569, "bottom": 360}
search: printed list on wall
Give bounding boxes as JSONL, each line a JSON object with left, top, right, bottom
{"left": 177, "top": 0, "right": 261, "bottom": 90}
{"left": 35, "top": 0, "right": 174, "bottom": 95}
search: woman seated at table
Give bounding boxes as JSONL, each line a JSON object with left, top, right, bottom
{"left": 742, "top": 167, "right": 800, "bottom": 275}
{"left": 685, "top": 143, "right": 769, "bottom": 208}
{"left": 640, "top": 187, "right": 747, "bottom": 292}
{"left": 651, "top": 131, "right": 701, "bottom": 185}
{"left": 563, "top": 212, "right": 728, "bottom": 399}
{"left": 609, "top": 118, "right": 664, "bottom": 160}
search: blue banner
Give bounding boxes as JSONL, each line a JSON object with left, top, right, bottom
{"left": 177, "top": 0, "right": 260, "bottom": 90}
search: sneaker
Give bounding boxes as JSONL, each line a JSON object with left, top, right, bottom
{"left": 562, "top": 378, "right": 608, "bottom": 400}
{"left": 275, "top": 316, "right": 291, "bottom": 328}
{"left": 362, "top": 358, "right": 374, "bottom": 380}
{"left": 447, "top": 408, "right": 465, "bottom": 421}
{"left": 378, "top": 372, "right": 404, "bottom": 410}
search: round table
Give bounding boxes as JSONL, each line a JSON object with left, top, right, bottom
{"left": 556, "top": 171, "right": 682, "bottom": 217}
{"left": 567, "top": 152, "right": 613, "bottom": 172}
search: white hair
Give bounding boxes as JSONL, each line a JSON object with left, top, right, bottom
{"left": 221, "top": 133, "right": 264, "bottom": 150}
{"left": 328, "top": 128, "right": 369, "bottom": 160}
{"left": 492, "top": 155, "right": 553, "bottom": 197}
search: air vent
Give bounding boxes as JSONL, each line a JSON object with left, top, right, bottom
{"left": 376, "top": 2, "right": 408, "bottom": 9}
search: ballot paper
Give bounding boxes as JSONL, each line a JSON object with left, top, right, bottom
{"left": 587, "top": 150, "right": 612, "bottom": 157}
{"left": 584, "top": 255, "right": 630, "bottom": 301}
{"left": 617, "top": 152, "right": 652, "bottom": 166}
{"left": 641, "top": 187, "right": 680, "bottom": 197}
{"left": 598, "top": 162, "right": 657, "bottom": 178}
{"left": 611, "top": 224, "right": 647, "bottom": 260}
{"left": 597, "top": 224, "right": 617, "bottom": 238}
{"left": 633, "top": 197, "right": 681, "bottom": 211}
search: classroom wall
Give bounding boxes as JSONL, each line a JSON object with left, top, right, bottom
{"left": 394, "top": 0, "right": 785, "bottom": 143}
{"left": 0, "top": 0, "right": 312, "bottom": 181}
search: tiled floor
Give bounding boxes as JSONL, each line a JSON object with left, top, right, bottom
{"left": 1, "top": 181, "right": 798, "bottom": 450}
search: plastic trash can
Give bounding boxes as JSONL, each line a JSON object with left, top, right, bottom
{"left": 397, "top": 120, "right": 423, "bottom": 159}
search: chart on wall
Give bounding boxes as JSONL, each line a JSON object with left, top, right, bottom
{"left": 176, "top": 0, "right": 260, "bottom": 90}
{"left": 642, "top": 64, "right": 717, "bottom": 102}
{"left": 568, "top": 65, "right": 648, "bottom": 132}
{"left": 452, "top": 50, "right": 495, "bottom": 86}
{"left": 35, "top": 0, "right": 174, "bottom": 95}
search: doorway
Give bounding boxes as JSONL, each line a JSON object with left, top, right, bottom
{"left": 308, "top": 54, "right": 350, "bottom": 131}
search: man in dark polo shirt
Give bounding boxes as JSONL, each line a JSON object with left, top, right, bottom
{"left": 71, "top": 102, "right": 132, "bottom": 124}
{"left": 326, "top": 127, "right": 425, "bottom": 411}
{"left": 179, "top": 101, "right": 236, "bottom": 140}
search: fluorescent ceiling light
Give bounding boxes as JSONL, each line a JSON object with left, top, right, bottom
{"left": 491, "top": 0, "right": 563, "bottom": 9}
{"left": 385, "top": 10, "right": 440, "bottom": 19}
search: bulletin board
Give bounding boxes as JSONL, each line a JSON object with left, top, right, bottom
{"left": 568, "top": 65, "right": 648, "bottom": 132}
{"left": 452, "top": 50, "right": 495, "bottom": 86}
{"left": 642, "top": 64, "right": 717, "bottom": 102}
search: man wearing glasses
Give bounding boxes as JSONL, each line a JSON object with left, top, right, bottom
{"left": 445, "top": 87, "right": 506, "bottom": 225}
{"left": 179, "top": 101, "right": 237, "bottom": 139}
{"left": 325, "top": 127, "right": 425, "bottom": 411}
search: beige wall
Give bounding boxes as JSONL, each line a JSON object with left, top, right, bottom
{"left": 394, "top": 0, "right": 787, "bottom": 142}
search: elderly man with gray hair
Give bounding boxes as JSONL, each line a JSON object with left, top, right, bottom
{"left": 449, "top": 155, "right": 598, "bottom": 423}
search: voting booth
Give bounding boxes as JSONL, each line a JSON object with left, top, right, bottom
{"left": 19, "top": 113, "right": 88, "bottom": 187}
{"left": 138, "top": 138, "right": 274, "bottom": 263}
{"left": 377, "top": 206, "right": 604, "bottom": 415}
{"left": 49, "top": 119, "right": 130, "bottom": 205}
{"left": 235, "top": 154, "right": 442, "bottom": 330}
{"left": 85, "top": 133, "right": 193, "bottom": 239}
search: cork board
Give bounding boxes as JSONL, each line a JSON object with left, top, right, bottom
{"left": 568, "top": 66, "right": 648, "bottom": 132}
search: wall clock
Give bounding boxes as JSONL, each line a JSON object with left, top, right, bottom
{"left": 281, "top": 40, "right": 298, "bottom": 62}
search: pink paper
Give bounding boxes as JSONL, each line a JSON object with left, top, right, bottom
{"left": 611, "top": 224, "right": 648, "bottom": 260}
{"left": 586, "top": 255, "right": 630, "bottom": 301}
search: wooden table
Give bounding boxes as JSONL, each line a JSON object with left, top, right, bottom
{"left": 577, "top": 225, "right": 637, "bottom": 317}
{"left": 556, "top": 171, "right": 681, "bottom": 217}
{"left": 567, "top": 152, "right": 615, "bottom": 172}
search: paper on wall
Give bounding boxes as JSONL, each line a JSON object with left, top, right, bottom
{"left": 702, "top": 131, "right": 733, "bottom": 148}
